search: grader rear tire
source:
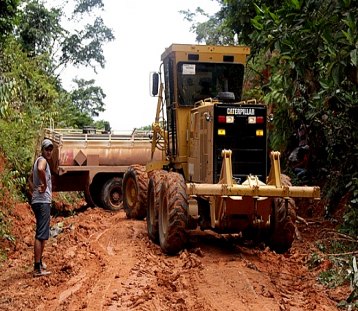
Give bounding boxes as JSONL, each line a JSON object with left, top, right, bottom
{"left": 123, "top": 165, "right": 148, "bottom": 219}
{"left": 158, "top": 172, "right": 188, "bottom": 255}
{"left": 147, "top": 170, "right": 167, "bottom": 243}
{"left": 269, "top": 174, "right": 297, "bottom": 253}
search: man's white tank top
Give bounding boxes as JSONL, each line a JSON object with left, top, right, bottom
{"left": 31, "top": 156, "right": 52, "bottom": 204}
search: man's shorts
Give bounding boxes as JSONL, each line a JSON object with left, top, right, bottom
{"left": 31, "top": 203, "right": 51, "bottom": 240}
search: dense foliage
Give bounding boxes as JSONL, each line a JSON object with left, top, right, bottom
{"left": 0, "top": 0, "right": 20, "bottom": 42}
{"left": 0, "top": 0, "right": 114, "bottom": 239}
{"left": 184, "top": 0, "right": 358, "bottom": 234}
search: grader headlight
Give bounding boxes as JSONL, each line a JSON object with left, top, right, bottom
{"left": 226, "top": 116, "right": 234, "bottom": 123}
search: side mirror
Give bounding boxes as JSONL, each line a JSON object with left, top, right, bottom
{"left": 150, "top": 72, "right": 159, "bottom": 96}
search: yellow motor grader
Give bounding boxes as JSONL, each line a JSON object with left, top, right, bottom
{"left": 122, "top": 44, "right": 320, "bottom": 254}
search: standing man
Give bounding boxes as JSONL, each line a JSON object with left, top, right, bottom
{"left": 31, "top": 139, "right": 53, "bottom": 277}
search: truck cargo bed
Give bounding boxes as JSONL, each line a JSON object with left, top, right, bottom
{"left": 40, "top": 127, "right": 161, "bottom": 176}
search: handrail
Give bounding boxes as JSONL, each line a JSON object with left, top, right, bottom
{"left": 43, "top": 128, "right": 158, "bottom": 144}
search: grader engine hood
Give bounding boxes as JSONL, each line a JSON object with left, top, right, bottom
{"left": 188, "top": 101, "right": 268, "bottom": 184}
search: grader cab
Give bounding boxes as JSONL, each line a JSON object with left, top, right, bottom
{"left": 122, "top": 44, "right": 320, "bottom": 254}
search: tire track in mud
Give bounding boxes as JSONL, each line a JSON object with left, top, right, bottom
{"left": 262, "top": 253, "right": 338, "bottom": 311}
{"left": 50, "top": 211, "right": 340, "bottom": 311}
{"left": 181, "top": 231, "right": 340, "bottom": 311}
{"left": 183, "top": 233, "right": 281, "bottom": 311}
{"left": 45, "top": 212, "right": 140, "bottom": 311}
{"left": 78, "top": 221, "right": 138, "bottom": 310}
{"left": 43, "top": 211, "right": 206, "bottom": 311}
{"left": 104, "top": 226, "right": 208, "bottom": 310}
{"left": 1, "top": 207, "right": 342, "bottom": 311}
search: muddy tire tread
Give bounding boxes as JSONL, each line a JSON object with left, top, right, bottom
{"left": 159, "top": 172, "right": 188, "bottom": 255}
{"left": 270, "top": 174, "right": 297, "bottom": 253}
{"left": 123, "top": 165, "right": 148, "bottom": 219}
{"left": 147, "top": 170, "right": 168, "bottom": 242}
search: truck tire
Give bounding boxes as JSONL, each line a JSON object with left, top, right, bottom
{"left": 84, "top": 187, "right": 96, "bottom": 207}
{"left": 158, "top": 172, "right": 188, "bottom": 255}
{"left": 89, "top": 178, "right": 104, "bottom": 207}
{"left": 101, "top": 177, "right": 123, "bottom": 211}
{"left": 269, "top": 174, "right": 297, "bottom": 253}
{"left": 147, "top": 170, "right": 167, "bottom": 243}
{"left": 123, "top": 165, "right": 148, "bottom": 219}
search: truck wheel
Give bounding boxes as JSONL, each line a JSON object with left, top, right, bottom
{"left": 123, "top": 165, "right": 148, "bottom": 219}
{"left": 85, "top": 183, "right": 102, "bottom": 207}
{"left": 147, "top": 170, "right": 167, "bottom": 243}
{"left": 101, "top": 177, "right": 123, "bottom": 211}
{"left": 158, "top": 172, "right": 188, "bottom": 255}
{"left": 269, "top": 174, "right": 297, "bottom": 253}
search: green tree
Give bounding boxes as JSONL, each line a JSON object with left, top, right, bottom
{"left": 16, "top": 0, "right": 115, "bottom": 75}
{"left": 181, "top": 0, "right": 282, "bottom": 46}
{"left": 180, "top": 4, "right": 234, "bottom": 45}
{"left": 0, "top": 0, "right": 114, "bottom": 173}
{"left": 249, "top": 0, "right": 357, "bottom": 211}
{"left": 14, "top": 0, "right": 113, "bottom": 129}
{"left": 16, "top": 0, "right": 63, "bottom": 58}
{"left": 70, "top": 78, "right": 106, "bottom": 124}
{"left": 0, "top": 0, "right": 115, "bottom": 245}
{"left": 0, "top": 38, "right": 60, "bottom": 121}
{"left": 0, "top": 0, "right": 21, "bottom": 42}
{"left": 186, "top": 0, "right": 358, "bottom": 221}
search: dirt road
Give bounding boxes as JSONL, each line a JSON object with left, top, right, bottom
{"left": 0, "top": 202, "right": 350, "bottom": 310}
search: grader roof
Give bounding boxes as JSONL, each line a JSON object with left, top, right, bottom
{"left": 161, "top": 44, "right": 251, "bottom": 65}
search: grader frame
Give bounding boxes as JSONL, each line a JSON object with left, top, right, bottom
{"left": 122, "top": 44, "right": 320, "bottom": 255}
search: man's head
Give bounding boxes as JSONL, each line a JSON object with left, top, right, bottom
{"left": 41, "top": 139, "right": 53, "bottom": 150}
{"left": 41, "top": 139, "right": 54, "bottom": 159}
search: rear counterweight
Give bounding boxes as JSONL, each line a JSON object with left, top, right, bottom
{"left": 213, "top": 104, "right": 268, "bottom": 183}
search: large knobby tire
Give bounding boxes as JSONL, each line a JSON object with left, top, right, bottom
{"left": 158, "top": 172, "right": 188, "bottom": 255}
{"left": 122, "top": 165, "right": 148, "bottom": 219}
{"left": 147, "top": 170, "right": 168, "bottom": 243}
{"left": 269, "top": 174, "right": 297, "bottom": 253}
{"left": 101, "top": 177, "right": 123, "bottom": 211}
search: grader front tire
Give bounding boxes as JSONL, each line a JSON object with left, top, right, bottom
{"left": 123, "top": 165, "right": 148, "bottom": 219}
{"left": 147, "top": 170, "right": 167, "bottom": 243}
{"left": 158, "top": 172, "right": 188, "bottom": 255}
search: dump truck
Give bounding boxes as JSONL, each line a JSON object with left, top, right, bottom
{"left": 34, "top": 126, "right": 161, "bottom": 210}
{"left": 122, "top": 44, "right": 320, "bottom": 254}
